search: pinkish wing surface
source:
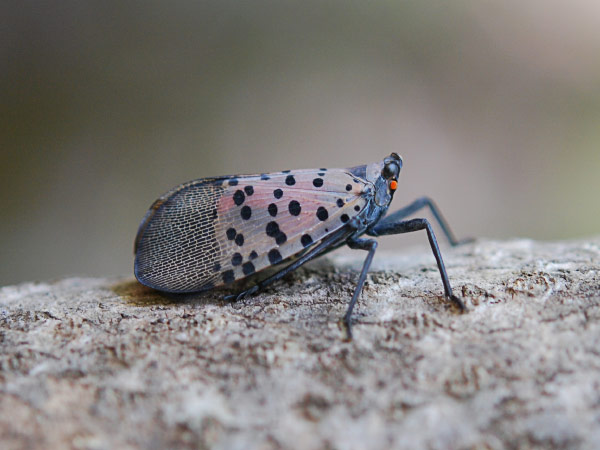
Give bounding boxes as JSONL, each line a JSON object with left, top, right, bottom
{"left": 135, "top": 167, "right": 368, "bottom": 293}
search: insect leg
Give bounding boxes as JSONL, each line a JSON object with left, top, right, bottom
{"left": 369, "top": 218, "right": 465, "bottom": 311}
{"left": 224, "top": 226, "right": 356, "bottom": 302}
{"left": 378, "top": 197, "right": 471, "bottom": 246}
{"left": 341, "top": 237, "right": 378, "bottom": 341}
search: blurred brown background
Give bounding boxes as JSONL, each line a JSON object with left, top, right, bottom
{"left": 2, "top": 1, "right": 599, "bottom": 286}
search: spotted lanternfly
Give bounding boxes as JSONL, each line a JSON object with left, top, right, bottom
{"left": 134, "top": 153, "right": 468, "bottom": 339}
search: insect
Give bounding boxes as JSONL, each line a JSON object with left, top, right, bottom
{"left": 134, "top": 153, "right": 468, "bottom": 339}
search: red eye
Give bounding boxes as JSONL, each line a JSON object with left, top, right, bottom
{"left": 390, "top": 180, "right": 398, "bottom": 191}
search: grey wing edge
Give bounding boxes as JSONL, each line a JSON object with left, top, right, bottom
{"left": 133, "top": 176, "right": 231, "bottom": 293}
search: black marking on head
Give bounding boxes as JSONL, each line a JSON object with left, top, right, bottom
{"left": 341, "top": 214, "right": 350, "bottom": 223}
{"left": 249, "top": 250, "right": 258, "bottom": 260}
{"left": 226, "top": 228, "right": 236, "bottom": 240}
{"left": 268, "top": 249, "right": 282, "bottom": 264}
{"left": 336, "top": 199, "right": 344, "bottom": 208}
{"left": 266, "top": 221, "right": 280, "bottom": 237}
{"left": 235, "top": 234, "right": 244, "bottom": 246}
{"left": 222, "top": 270, "right": 235, "bottom": 284}
{"left": 320, "top": 168, "right": 327, "bottom": 171}
{"left": 231, "top": 253, "right": 243, "bottom": 266}
{"left": 282, "top": 169, "right": 291, "bottom": 174}
{"left": 213, "top": 262, "right": 221, "bottom": 272}
{"left": 242, "top": 261, "right": 256, "bottom": 276}
{"left": 233, "top": 190, "right": 245, "bottom": 206}
{"left": 345, "top": 184, "right": 352, "bottom": 191}
{"left": 244, "top": 186, "right": 254, "bottom": 196}
{"left": 301, "top": 234, "right": 313, "bottom": 247}
{"left": 268, "top": 203, "right": 278, "bottom": 217}
{"left": 274, "top": 189, "right": 283, "bottom": 199}
{"left": 312, "top": 178, "right": 323, "bottom": 188}
{"left": 288, "top": 200, "right": 301, "bottom": 216}
{"left": 353, "top": 178, "right": 359, "bottom": 183}
{"left": 261, "top": 174, "right": 270, "bottom": 180}
{"left": 316, "top": 207, "right": 329, "bottom": 221}
{"left": 228, "top": 179, "right": 239, "bottom": 186}
{"left": 275, "top": 231, "right": 287, "bottom": 245}
{"left": 318, "top": 172, "right": 325, "bottom": 177}
{"left": 241, "top": 206, "right": 252, "bottom": 220}
{"left": 285, "top": 175, "right": 296, "bottom": 186}
{"left": 354, "top": 205, "right": 360, "bottom": 211}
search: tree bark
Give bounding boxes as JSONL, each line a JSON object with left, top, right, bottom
{"left": 1, "top": 237, "right": 600, "bottom": 449}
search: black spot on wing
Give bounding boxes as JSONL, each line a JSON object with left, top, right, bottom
{"left": 233, "top": 190, "right": 245, "bottom": 206}
{"left": 268, "top": 203, "right": 278, "bottom": 217}
{"left": 235, "top": 234, "right": 244, "bottom": 246}
{"left": 266, "top": 221, "right": 280, "bottom": 237}
{"left": 275, "top": 231, "right": 287, "bottom": 245}
{"left": 242, "top": 261, "right": 255, "bottom": 275}
{"left": 288, "top": 200, "right": 301, "bottom": 216}
{"left": 241, "top": 206, "right": 252, "bottom": 220}
{"left": 268, "top": 249, "right": 282, "bottom": 264}
{"left": 231, "top": 253, "right": 243, "bottom": 266}
{"left": 226, "top": 228, "right": 236, "bottom": 240}
{"left": 301, "top": 234, "right": 313, "bottom": 247}
{"left": 316, "top": 207, "right": 329, "bottom": 221}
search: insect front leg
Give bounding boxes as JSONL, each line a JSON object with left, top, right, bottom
{"left": 368, "top": 218, "right": 465, "bottom": 311}
{"left": 341, "top": 237, "right": 378, "bottom": 341}
{"left": 379, "top": 197, "right": 472, "bottom": 246}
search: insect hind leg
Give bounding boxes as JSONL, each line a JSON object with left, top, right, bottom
{"left": 368, "top": 218, "right": 465, "bottom": 311}
{"left": 378, "top": 196, "right": 472, "bottom": 246}
{"left": 341, "top": 237, "right": 378, "bottom": 341}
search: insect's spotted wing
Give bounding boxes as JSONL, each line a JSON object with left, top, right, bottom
{"left": 134, "top": 167, "right": 369, "bottom": 292}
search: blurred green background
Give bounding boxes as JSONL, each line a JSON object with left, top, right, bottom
{"left": 2, "top": 1, "right": 600, "bottom": 286}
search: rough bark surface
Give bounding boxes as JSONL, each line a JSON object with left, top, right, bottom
{"left": 1, "top": 238, "right": 600, "bottom": 449}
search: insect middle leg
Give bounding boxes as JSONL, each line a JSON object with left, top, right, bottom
{"left": 379, "top": 197, "right": 472, "bottom": 246}
{"left": 368, "top": 218, "right": 465, "bottom": 311}
{"left": 341, "top": 237, "right": 378, "bottom": 341}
